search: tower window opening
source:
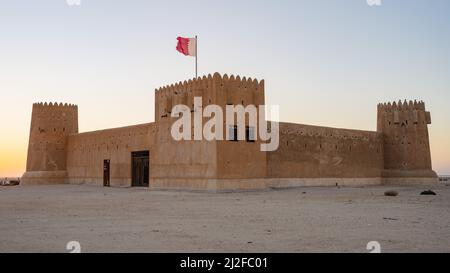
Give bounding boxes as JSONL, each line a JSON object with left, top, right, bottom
{"left": 246, "top": 126, "right": 256, "bottom": 142}
{"left": 228, "top": 125, "right": 238, "bottom": 141}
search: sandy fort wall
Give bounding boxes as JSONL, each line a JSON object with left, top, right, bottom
{"left": 267, "top": 122, "right": 384, "bottom": 186}
{"left": 214, "top": 74, "right": 267, "bottom": 182}
{"left": 150, "top": 118, "right": 218, "bottom": 190}
{"left": 152, "top": 75, "right": 220, "bottom": 190}
{"left": 66, "top": 123, "right": 155, "bottom": 187}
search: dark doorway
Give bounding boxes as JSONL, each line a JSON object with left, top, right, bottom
{"left": 132, "top": 151, "right": 149, "bottom": 187}
{"left": 103, "top": 159, "right": 110, "bottom": 187}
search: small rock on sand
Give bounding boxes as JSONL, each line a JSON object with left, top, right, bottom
{"left": 420, "top": 190, "right": 436, "bottom": 195}
{"left": 384, "top": 190, "right": 399, "bottom": 197}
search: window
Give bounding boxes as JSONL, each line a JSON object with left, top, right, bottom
{"left": 246, "top": 126, "right": 256, "bottom": 142}
{"left": 228, "top": 125, "right": 238, "bottom": 141}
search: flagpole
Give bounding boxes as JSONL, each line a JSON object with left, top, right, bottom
{"left": 195, "top": 35, "right": 198, "bottom": 78}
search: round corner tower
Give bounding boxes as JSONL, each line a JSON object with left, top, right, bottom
{"left": 21, "top": 102, "right": 78, "bottom": 185}
{"left": 377, "top": 100, "right": 437, "bottom": 183}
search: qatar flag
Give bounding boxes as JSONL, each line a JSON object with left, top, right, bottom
{"left": 176, "top": 36, "right": 197, "bottom": 57}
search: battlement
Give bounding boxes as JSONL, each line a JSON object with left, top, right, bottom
{"left": 32, "top": 102, "right": 78, "bottom": 118}
{"left": 33, "top": 102, "right": 78, "bottom": 110}
{"left": 155, "top": 72, "right": 264, "bottom": 95}
{"left": 377, "top": 100, "right": 425, "bottom": 112}
{"left": 155, "top": 73, "right": 265, "bottom": 120}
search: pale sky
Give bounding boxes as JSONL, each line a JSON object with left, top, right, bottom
{"left": 0, "top": 0, "right": 449, "bottom": 177}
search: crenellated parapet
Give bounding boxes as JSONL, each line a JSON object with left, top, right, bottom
{"left": 377, "top": 100, "right": 426, "bottom": 112}
{"left": 33, "top": 102, "right": 78, "bottom": 107}
{"left": 377, "top": 99, "right": 431, "bottom": 129}
{"left": 155, "top": 73, "right": 265, "bottom": 120}
{"left": 155, "top": 73, "right": 264, "bottom": 95}
{"left": 30, "top": 102, "right": 78, "bottom": 133}
{"left": 32, "top": 102, "right": 78, "bottom": 119}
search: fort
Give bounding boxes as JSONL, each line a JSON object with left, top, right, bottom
{"left": 21, "top": 73, "right": 438, "bottom": 191}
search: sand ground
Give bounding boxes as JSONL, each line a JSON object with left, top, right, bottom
{"left": 1, "top": 183, "right": 449, "bottom": 253}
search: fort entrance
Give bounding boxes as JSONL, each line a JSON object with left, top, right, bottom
{"left": 131, "top": 151, "right": 149, "bottom": 187}
{"left": 103, "top": 160, "right": 110, "bottom": 187}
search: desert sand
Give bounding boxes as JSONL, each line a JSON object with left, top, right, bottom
{"left": 1, "top": 183, "right": 449, "bottom": 253}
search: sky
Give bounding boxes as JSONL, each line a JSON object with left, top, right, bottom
{"left": 0, "top": 0, "right": 449, "bottom": 177}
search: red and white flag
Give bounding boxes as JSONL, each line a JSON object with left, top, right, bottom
{"left": 176, "top": 36, "right": 197, "bottom": 57}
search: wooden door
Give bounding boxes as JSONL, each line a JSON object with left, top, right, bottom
{"left": 131, "top": 151, "right": 149, "bottom": 187}
{"left": 103, "top": 159, "right": 110, "bottom": 187}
